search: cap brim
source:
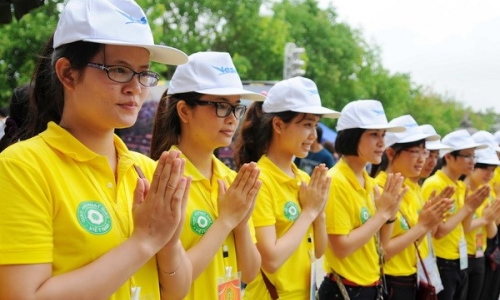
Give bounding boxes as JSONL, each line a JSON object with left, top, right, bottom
{"left": 475, "top": 158, "right": 500, "bottom": 165}
{"left": 291, "top": 106, "right": 341, "bottom": 119}
{"left": 398, "top": 133, "right": 441, "bottom": 144}
{"left": 454, "top": 142, "right": 489, "bottom": 151}
{"left": 194, "top": 87, "right": 266, "bottom": 102}
{"left": 359, "top": 124, "right": 406, "bottom": 133}
{"left": 440, "top": 142, "right": 490, "bottom": 158}
{"left": 83, "top": 38, "right": 189, "bottom": 65}
{"left": 426, "top": 141, "right": 453, "bottom": 151}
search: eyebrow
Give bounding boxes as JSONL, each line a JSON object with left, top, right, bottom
{"left": 201, "top": 97, "right": 242, "bottom": 104}
{"left": 107, "top": 60, "right": 151, "bottom": 70}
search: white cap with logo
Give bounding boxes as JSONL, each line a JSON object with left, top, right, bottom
{"left": 384, "top": 115, "right": 439, "bottom": 147}
{"left": 53, "top": 0, "right": 188, "bottom": 65}
{"left": 336, "top": 100, "right": 405, "bottom": 132}
{"left": 494, "top": 130, "right": 500, "bottom": 145}
{"left": 440, "top": 129, "right": 488, "bottom": 157}
{"left": 262, "top": 77, "right": 341, "bottom": 118}
{"left": 471, "top": 130, "right": 500, "bottom": 152}
{"left": 167, "top": 52, "right": 266, "bottom": 102}
{"left": 419, "top": 124, "right": 452, "bottom": 151}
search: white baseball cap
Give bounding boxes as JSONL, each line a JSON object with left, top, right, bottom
{"left": 474, "top": 148, "right": 500, "bottom": 166}
{"left": 494, "top": 130, "right": 500, "bottom": 145}
{"left": 472, "top": 130, "right": 500, "bottom": 152}
{"left": 53, "top": 0, "right": 188, "bottom": 65}
{"left": 336, "top": 100, "right": 405, "bottom": 132}
{"left": 440, "top": 129, "right": 488, "bottom": 157}
{"left": 419, "top": 124, "right": 452, "bottom": 151}
{"left": 167, "top": 52, "right": 266, "bottom": 102}
{"left": 384, "top": 115, "right": 440, "bottom": 147}
{"left": 262, "top": 77, "right": 341, "bottom": 118}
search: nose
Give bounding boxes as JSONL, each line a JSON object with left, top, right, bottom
{"left": 123, "top": 74, "right": 143, "bottom": 95}
{"left": 225, "top": 109, "right": 237, "bottom": 123}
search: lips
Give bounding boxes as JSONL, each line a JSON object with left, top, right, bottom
{"left": 118, "top": 101, "right": 138, "bottom": 108}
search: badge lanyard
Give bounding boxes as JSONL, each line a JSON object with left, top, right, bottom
{"left": 217, "top": 245, "right": 241, "bottom": 300}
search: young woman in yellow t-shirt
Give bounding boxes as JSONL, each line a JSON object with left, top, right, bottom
{"left": 421, "top": 129, "right": 491, "bottom": 300}
{"left": 463, "top": 132, "right": 500, "bottom": 300}
{"left": 318, "top": 100, "right": 407, "bottom": 300}
{"left": 370, "top": 115, "right": 452, "bottom": 300}
{"left": 150, "top": 51, "right": 264, "bottom": 300}
{"left": 234, "top": 76, "right": 339, "bottom": 300}
{"left": 0, "top": 0, "right": 193, "bottom": 298}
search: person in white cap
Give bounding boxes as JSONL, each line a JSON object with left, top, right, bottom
{"left": 150, "top": 51, "right": 265, "bottom": 300}
{"left": 421, "top": 129, "right": 491, "bottom": 300}
{"left": 0, "top": 0, "right": 193, "bottom": 299}
{"left": 233, "top": 76, "right": 339, "bottom": 300}
{"left": 371, "top": 115, "right": 452, "bottom": 300}
{"left": 317, "top": 99, "right": 407, "bottom": 300}
{"left": 462, "top": 139, "right": 500, "bottom": 300}
{"left": 417, "top": 124, "right": 454, "bottom": 181}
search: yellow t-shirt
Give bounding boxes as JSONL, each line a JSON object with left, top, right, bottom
{"left": 375, "top": 172, "right": 420, "bottom": 276}
{"left": 323, "top": 158, "right": 380, "bottom": 285}
{"left": 173, "top": 146, "right": 256, "bottom": 300}
{"left": 405, "top": 179, "right": 431, "bottom": 260}
{"left": 422, "top": 170, "right": 466, "bottom": 260}
{"left": 464, "top": 189, "right": 493, "bottom": 255}
{"left": 0, "top": 122, "right": 159, "bottom": 300}
{"left": 489, "top": 167, "right": 500, "bottom": 199}
{"left": 243, "top": 155, "right": 314, "bottom": 300}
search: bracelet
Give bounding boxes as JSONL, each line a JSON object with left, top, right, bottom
{"left": 158, "top": 256, "right": 183, "bottom": 276}
{"left": 385, "top": 217, "right": 397, "bottom": 224}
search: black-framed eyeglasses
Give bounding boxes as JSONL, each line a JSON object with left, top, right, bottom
{"left": 191, "top": 100, "right": 247, "bottom": 119}
{"left": 86, "top": 62, "right": 160, "bottom": 87}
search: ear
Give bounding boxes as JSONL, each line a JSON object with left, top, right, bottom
{"left": 444, "top": 153, "right": 453, "bottom": 163}
{"left": 176, "top": 100, "right": 191, "bottom": 123}
{"left": 54, "top": 57, "right": 79, "bottom": 91}
{"left": 271, "top": 116, "right": 284, "bottom": 135}
{"left": 385, "top": 147, "right": 396, "bottom": 161}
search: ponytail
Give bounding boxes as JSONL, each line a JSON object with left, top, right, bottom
{"left": 150, "top": 91, "right": 201, "bottom": 160}
{"left": 18, "top": 34, "right": 103, "bottom": 141}
{"left": 0, "top": 83, "right": 31, "bottom": 152}
{"left": 233, "top": 102, "right": 300, "bottom": 169}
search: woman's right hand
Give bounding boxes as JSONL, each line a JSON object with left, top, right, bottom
{"left": 132, "top": 150, "right": 190, "bottom": 253}
{"left": 298, "top": 164, "right": 331, "bottom": 219}
{"left": 464, "top": 185, "right": 491, "bottom": 212}
{"left": 418, "top": 196, "right": 453, "bottom": 229}
{"left": 374, "top": 173, "right": 407, "bottom": 220}
{"left": 217, "top": 162, "right": 261, "bottom": 230}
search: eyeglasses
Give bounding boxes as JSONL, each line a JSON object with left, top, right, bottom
{"left": 191, "top": 100, "right": 247, "bottom": 119}
{"left": 456, "top": 153, "right": 475, "bottom": 161}
{"left": 86, "top": 63, "right": 160, "bottom": 87}
{"left": 402, "top": 148, "right": 430, "bottom": 159}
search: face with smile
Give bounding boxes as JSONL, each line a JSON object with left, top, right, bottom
{"left": 61, "top": 45, "right": 151, "bottom": 132}
{"left": 357, "top": 129, "right": 386, "bottom": 165}
{"left": 470, "top": 165, "right": 496, "bottom": 186}
{"left": 389, "top": 144, "right": 427, "bottom": 178}
{"left": 181, "top": 94, "right": 242, "bottom": 152}
{"left": 276, "top": 113, "right": 320, "bottom": 159}
{"left": 446, "top": 148, "right": 476, "bottom": 177}
{"left": 420, "top": 150, "right": 439, "bottom": 179}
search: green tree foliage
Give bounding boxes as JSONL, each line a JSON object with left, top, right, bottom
{"left": 0, "top": 0, "right": 498, "bottom": 135}
{"left": 0, "top": 0, "right": 59, "bottom": 104}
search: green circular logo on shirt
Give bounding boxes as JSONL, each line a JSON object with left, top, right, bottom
{"left": 77, "top": 201, "right": 112, "bottom": 235}
{"left": 400, "top": 217, "right": 409, "bottom": 231}
{"left": 450, "top": 202, "right": 457, "bottom": 213}
{"left": 284, "top": 201, "right": 300, "bottom": 221}
{"left": 190, "top": 210, "right": 213, "bottom": 235}
{"left": 360, "top": 207, "right": 370, "bottom": 224}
